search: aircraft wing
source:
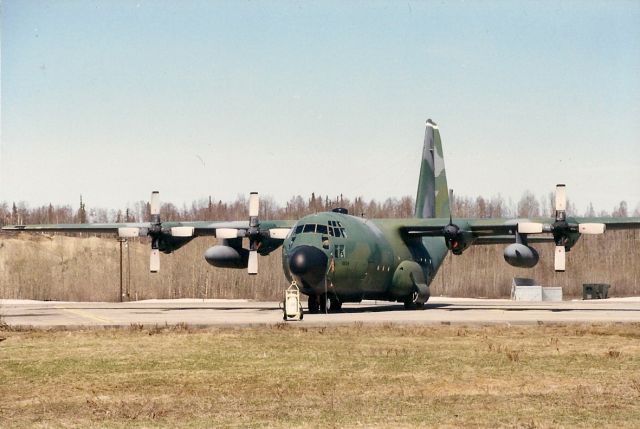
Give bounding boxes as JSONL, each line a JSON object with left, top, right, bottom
{"left": 400, "top": 218, "right": 547, "bottom": 238}
{"left": 2, "top": 218, "right": 297, "bottom": 274}
{"left": 1, "top": 221, "right": 242, "bottom": 237}
{"left": 572, "top": 217, "right": 640, "bottom": 230}
{"left": 181, "top": 219, "right": 297, "bottom": 239}
{"left": 400, "top": 216, "right": 640, "bottom": 242}
{"left": 1, "top": 219, "right": 297, "bottom": 238}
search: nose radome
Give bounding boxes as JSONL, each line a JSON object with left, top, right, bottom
{"left": 288, "top": 245, "right": 329, "bottom": 286}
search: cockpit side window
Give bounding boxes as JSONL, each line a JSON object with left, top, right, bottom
{"left": 303, "top": 224, "right": 316, "bottom": 233}
{"left": 332, "top": 228, "right": 346, "bottom": 238}
{"left": 295, "top": 225, "right": 304, "bottom": 234}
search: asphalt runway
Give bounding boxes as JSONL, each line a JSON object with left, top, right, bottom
{"left": 2, "top": 297, "right": 640, "bottom": 329}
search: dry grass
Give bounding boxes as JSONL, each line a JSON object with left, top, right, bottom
{"left": 1, "top": 324, "right": 640, "bottom": 428}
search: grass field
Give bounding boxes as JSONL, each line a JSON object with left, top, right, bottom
{"left": 1, "top": 323, "right": 640, "bottom": 428}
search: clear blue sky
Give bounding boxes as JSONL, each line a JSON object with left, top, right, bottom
{"left": 2, "top": 0, "right": 639, "bottom": 215}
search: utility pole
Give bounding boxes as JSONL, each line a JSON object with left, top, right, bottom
{"left": 118, "top": 238, "right": 126, "bottom": 302}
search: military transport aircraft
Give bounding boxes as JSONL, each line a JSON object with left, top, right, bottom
{"left": 3, "top": 120, "right": 640, "bottom": 313}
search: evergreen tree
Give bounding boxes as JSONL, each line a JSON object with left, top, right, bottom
{"left": 77, "top": 195, "right": 87, "bottom": 223}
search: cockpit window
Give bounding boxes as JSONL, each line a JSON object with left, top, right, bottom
{"left": 298, "top": 223, "right": 341, "bottom": 235}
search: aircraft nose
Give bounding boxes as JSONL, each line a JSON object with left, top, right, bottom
{"left": 288, "top": 245, "right": 328, "bottom": 286}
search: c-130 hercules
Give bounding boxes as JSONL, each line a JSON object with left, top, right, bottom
{"left": 4, "top": 120, "right": 639, "bottom": 313}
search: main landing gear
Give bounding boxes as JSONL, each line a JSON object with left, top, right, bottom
{"left": 307, "top": 294, "right": 342, "bottom": 314}
{"left": 403, "top": 287, "right": 427, "bottom": 310}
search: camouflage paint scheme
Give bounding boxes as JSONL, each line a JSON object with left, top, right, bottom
{"left": 4, "top": 120, "right": 640, "bottom": 310}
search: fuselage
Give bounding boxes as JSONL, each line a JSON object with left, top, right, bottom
{"left": 281, "top": 211, "right": 449, "bottom": 303}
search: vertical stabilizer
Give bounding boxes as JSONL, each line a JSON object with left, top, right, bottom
{"left": 415, "top": 119, "right": 450, "bottom": 219}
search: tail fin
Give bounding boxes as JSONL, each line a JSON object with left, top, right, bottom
{"left": 415, "top": 119, "right": 450, "bottom": 219}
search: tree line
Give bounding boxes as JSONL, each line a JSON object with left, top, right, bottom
{"left": 1, "top": 191, "right": 637, "bottom": 226}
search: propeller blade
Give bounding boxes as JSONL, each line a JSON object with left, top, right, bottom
{"left": 517, "top": 222, "right": 543, "bottom": 234}
{"left": 118, "top": 227, "right": 140, "bottom": 238}
{"left": 579, "top": 223, "right": 606, "bottom": 234}
{"left": 150, "top": 191, "right": 160, "bottom": 216}
{"left": 269, "top": 228, "right": 291, "bottom": 239}
{"left": 248, "top": 250, "right": 258, "bottom": 275}
{"left": 216, "top": 228, "right": 240, "bottom": 239}
{"left": 555, "top": 184, "right": 566, "bottom": 212}
{"left": 171, "top": 226, "right": 195, "bottom": 237}
{"left": 150, "top": 248, "right": 160, "bottom": 273}
{"left": 249, "top": 192, "right": 259, "bottom": 218}
{"left": 554, "top": 246, "right": 565, "bottom": 272}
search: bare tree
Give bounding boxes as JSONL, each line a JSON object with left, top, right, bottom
{"left": 612, "top": 201, "right": 629, "bottom": 218}
{"left": 517, "top": 190, "right": 540, "bottom": 218}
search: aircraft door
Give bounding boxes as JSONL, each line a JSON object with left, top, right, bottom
{"left": 326, "top": 221, "right": 354, "bottom": 294}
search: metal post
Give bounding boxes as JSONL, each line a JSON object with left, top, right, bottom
{"left": 126, "top": 239, "right": 130, "bottom": 300}
{"left": 118, "top": 238, "right": 125, "bottom": 302}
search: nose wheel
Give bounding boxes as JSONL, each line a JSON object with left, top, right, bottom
{"left": 308, "top": 294, "right": 318, "bottom": 314}
{"left": 307, "top": 294, "right": 342, "bottom": 313}
{"left": 307, "top": 294, "right": 327, "bottom": 313}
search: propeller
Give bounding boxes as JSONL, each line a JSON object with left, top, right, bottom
{"left": 551, "top": 184, "right": 607, "bottom": 271}
{"left": 213, "top": 192, "right": 291, "bottom": 275}
{"left": 149, "top": 191, "right": 162, "bottom": 273}
{"left": 443, "top": 216, "right": 462, "bottom": 252}
{"left": 115, "top": 191, "right": 197, "bottom": 273}
{"left": 247, "top": 192, "right": 260, "bottom": 275}
{"left": 441, "top": 191, "right": 470, "bottom": 254}
{"left": 517, "top": 184, "right": 605, "bottom": 272}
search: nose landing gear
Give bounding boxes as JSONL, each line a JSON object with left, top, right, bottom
{"left": 307, "top": 294, "right": 322, "bottom": 314}
{"left": 307, "top": 294, "right": 342, "bottom": 314}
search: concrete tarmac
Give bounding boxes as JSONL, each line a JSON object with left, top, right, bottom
{"left": 2, "top": 297, "right": 640, "bottom": 329}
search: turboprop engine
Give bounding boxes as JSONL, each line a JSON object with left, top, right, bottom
{"left": 503, "top": 243, "right": 539, "bottom": 268}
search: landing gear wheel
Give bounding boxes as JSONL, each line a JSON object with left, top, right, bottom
{"left": 329, "top": 298, "right": 342, "bottom": 313}
{"left": 403, "top": 298, "right": 416, "bottom": 310}
{"left": 308, "top": 295, "right": 320, "bottom": 314}
{"left": 403, "top": 289, "right": 425, "bottom": 310}
{"left": 319, "top": 293, "right": 328, "bottom": 314}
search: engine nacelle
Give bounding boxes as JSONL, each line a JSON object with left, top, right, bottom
{"left": 503, "top": 243, "right": 539, "bottom": 268}
{"left": 157, "top": 235, "right": 194, "bottom": 254}
{"left": 204, "top": 245, "right": 249, "bottom": 269}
